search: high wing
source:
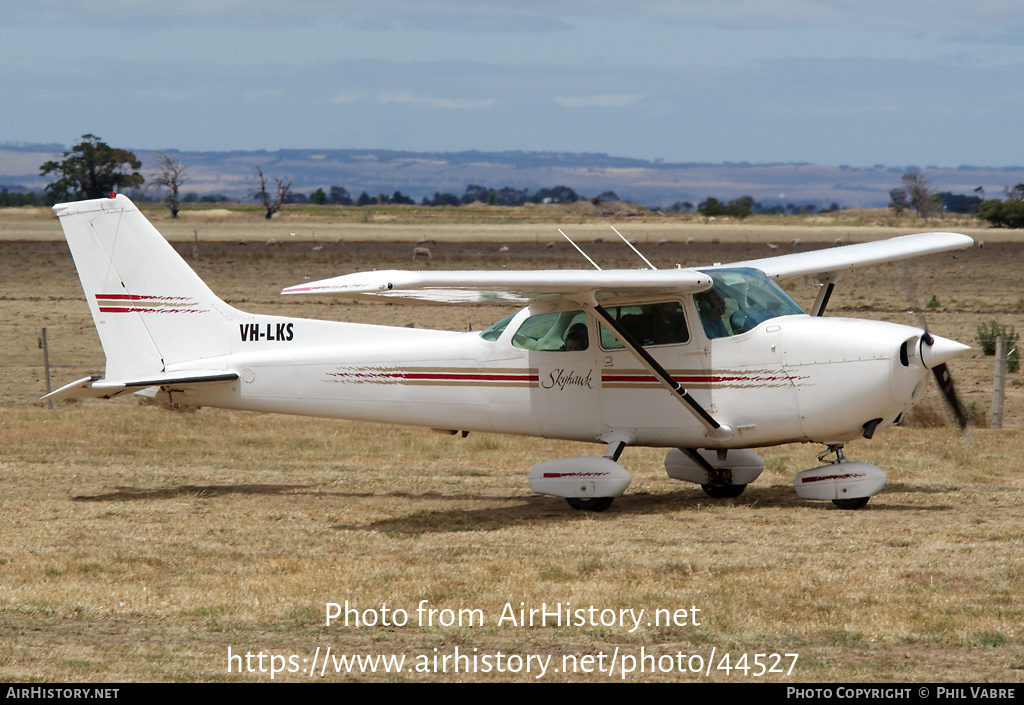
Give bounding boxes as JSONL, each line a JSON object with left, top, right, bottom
{"left": 282, "top": 269, "right": 713, "bottom": 304}
{"left": 282, "top": 232, "right": 973, "bottom": 304}
{"left": 724, "top": 232, "right": 974, "bottom": 281}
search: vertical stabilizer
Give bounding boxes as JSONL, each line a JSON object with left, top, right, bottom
{"left": 53, "top": 195, "right": 241, "bottom": 380}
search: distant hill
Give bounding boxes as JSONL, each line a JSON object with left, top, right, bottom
{"left": 4, "top": 143, "right": 1023, "bottom": 209}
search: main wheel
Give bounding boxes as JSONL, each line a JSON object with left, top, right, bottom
{"left": 701, "top": 483, "right": 746, "bottom": 499}
{"left": 832, "top": 496, "right": 870, "bottom": 510}
{"left": 566, "top": 497, "right": 614, "bottom": 512}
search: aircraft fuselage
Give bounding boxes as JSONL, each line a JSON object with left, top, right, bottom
{"left": 164, "top": 302, "right": 935, "bottom": 452}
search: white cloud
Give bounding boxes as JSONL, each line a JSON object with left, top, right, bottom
{"left": 331, "top": 91, "right": 367, "bottom": 105}
{"left": 376, "top": 92, "right": 496, "bottom": 109}
{"left": 555, "top": 94, "right": 645, "bottom": 108}
{"left": 134, "top": 89, "right": 193, "bottom": 102}
{"left": 243, "top": 89, "right": 287, "bottom": 103}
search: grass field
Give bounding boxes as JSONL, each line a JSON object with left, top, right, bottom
{"left": 1, "top": 207, "right": 1021, "bottom": 682}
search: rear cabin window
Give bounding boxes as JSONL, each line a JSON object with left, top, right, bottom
{"left": 599, "top": 301, "right": 689, "bottom": 349}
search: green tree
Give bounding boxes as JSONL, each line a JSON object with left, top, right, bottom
{"left": 977, "top": 199, "right": 1024, "bottom": 228}
{"left": 889, "top": 187, "right": 908, "bottom": 215}
{"left": 698, "top": 195, "right": 754, "bottom": 219}
{"left": 312, "top": 187, "right": 327, "bottom": 205}
{"left": 727, "top": 195, "right": 754, "bottom": 219}
{"left": 39, "top": 134, "right": 144, "bottom": 202}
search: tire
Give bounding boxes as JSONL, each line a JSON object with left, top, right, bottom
{"left": 832, "top": 496, "right": 870, "bottom": 510}
{"left": 700, "top": 483, "right": 746, "bottom": 499}
{"left": 565, "top": 497, "right": 614, "bottom": 512}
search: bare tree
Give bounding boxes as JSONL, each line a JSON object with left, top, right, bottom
{"left": 254, "top": 165, "right": 292, "bottom": 220}
{"left": 901, "top": 172, "right": 942, "bottom": 221}
{"left": 151, "top": 152, "right": 189, "bottom": 218}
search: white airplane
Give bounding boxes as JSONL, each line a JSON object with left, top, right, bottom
{"left": 46, "top": 195, "right": 974, "bottom": 511}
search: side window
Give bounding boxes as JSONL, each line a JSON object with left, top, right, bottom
{"left": 479, "top": 312, "right": 517, "bottom": 342}
{"left": 599, "top": 301, "right": 689, "bottom": 349}
{"left": 511, "top": 310, "right": 590, "bottom": 352}
{"left": 694, "top": 289, "right": 730, "bottom": 339}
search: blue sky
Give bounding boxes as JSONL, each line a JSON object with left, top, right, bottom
{"left": 4, "top": 1, "right": 1024, "bottom": 166}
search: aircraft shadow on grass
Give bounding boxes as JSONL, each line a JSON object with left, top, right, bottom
{"left": 330, "top": 485, "right": 951, "bottom": 535}
{"left": 71, "top": 483, "right": 309, "bottom": 502}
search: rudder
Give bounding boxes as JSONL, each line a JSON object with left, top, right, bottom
{"left": 54, "top": 195, "right": 241, "bottom": 380}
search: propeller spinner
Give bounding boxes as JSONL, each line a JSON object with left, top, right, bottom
{"left": 919, "top": 333, "right": 971, "bottom": 429}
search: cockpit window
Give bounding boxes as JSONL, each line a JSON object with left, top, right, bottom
{"left": 695, "top": 268, "right": 805, "bottom": 338}
{"left": 599, "top": 301, "right": 689, "bottom": 349}
{"left": 511, "top": 310, "right": 589, "bottom": 352}
{"left": 480, "top": 312, "right": 517, "bottom": 342}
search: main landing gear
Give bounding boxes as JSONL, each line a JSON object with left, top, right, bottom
{"left": 700, "top": 483, "right": 747, "bottom": 499}
{"left": 565, "top": 497, "right": 615, "bottom": 512}
{"left": 664, "top": 448, "right": 765, "bottom": 500}
{"left": 530, "top": 437, "right": 632, "bottom": 513}
{"left": 793, "top": 444, "right": 886, "bottom": 510}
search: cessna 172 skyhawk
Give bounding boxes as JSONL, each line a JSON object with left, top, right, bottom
{"left": 47, "top": 195, "right": 974, "bottom": 511}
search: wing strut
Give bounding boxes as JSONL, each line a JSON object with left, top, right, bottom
{"left": 810, "top": 273, "right": 840, "bottom": 317}
{"left": 589, "top": 302, "right": 734, "bottom": 440}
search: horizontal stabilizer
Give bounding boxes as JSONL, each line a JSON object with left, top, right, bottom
{"left": 43, "top": 371, "right": 239, "bottom": 401}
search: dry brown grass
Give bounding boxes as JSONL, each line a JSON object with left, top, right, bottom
{"left": 1, "top": 409, "right": 1021, "bottom": 682}
{"left": 1, "top": 212, "right": 1022, "bottom": 682}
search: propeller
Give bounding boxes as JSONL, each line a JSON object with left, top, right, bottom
{"left": 897, "top": 260, "right": 970, "bottom": 430}
{"left": 930, "top": 361, "right": 968, "bottom": 430}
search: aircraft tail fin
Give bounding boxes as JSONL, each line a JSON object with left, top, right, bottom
{"left": 53, "top": 195, "right": 241, "bottom": 381}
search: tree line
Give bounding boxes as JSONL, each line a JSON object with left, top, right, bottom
{"left": 694, "top": 197, "right": 842, "bottom": 219}
{"left": 307, "top": 183, "right": 591, "bottom": 208}
{"left": 889, "top": 170, "right": 1024, "bottom": 227}
{"left": 28, "top": 135, "right": 603, "bottom": 219}
{"left": 27, "top": 135, "right": 1024, "bottom": 227}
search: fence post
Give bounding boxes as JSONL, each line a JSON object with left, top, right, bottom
{"left": 42, "top": 327, "right": 53, "bottom": 409}
{"left": 992, "top": 336, "right": 1007, "bottom": 429}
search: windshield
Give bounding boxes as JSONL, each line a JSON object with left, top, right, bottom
{"left": 694, "top": 268, "right": 805, "bottom": 338}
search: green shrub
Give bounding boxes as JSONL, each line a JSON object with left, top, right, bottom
{"left": 962, "top": 401, "right": 987, "bottom": 427}
{"left": 977, "top": 199, "right": 1024, "bottom": 228}
{"left": 976, "top": 320, "right": 1020, "bottom": 372}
